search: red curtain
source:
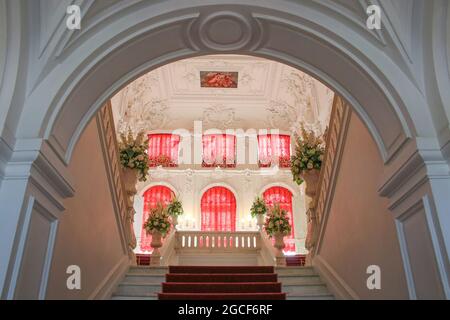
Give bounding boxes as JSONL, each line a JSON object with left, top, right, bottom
{"left": 202, "top": 134, "right": 236, "bottom": 167}
{"left": 258, "top": 134, "right": 291, "bottom": 167}
{"left": 201, "top": 186, "right": 236, "bottom": 231}
{"left": 148, "top": 134, "right": 180, "bottom": 167}
{"left": 140, "top": 186, "right": 174, "bottom": 252}
{"left": 263, "top": 186, "right": 296, "bottom": 253}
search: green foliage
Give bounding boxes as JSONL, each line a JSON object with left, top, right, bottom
{"left": 250, "top": 196, "right": 268, "bottom": 217}
{"left": 167, "top": 197, "right": 184, "bottom": 217}
{"left": 118, "top": 130, "right": 149, "bottom": 181}
{"left": 144, "top": 202, "right": 171, "bottom": 237}
{"left": 291, "top": 126, "right": 325, "bottom": 185}
{"left": 264, "top": 203, "right": 292, "bottom": 237}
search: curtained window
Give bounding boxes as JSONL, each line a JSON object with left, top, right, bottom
{"left": 201, "top": 186, "right": 236, "bottom": 231}
{"left": 202, "top": 134, "right": 236, "bottom": 168}
{"left": 257, "top": 134, "right": 291, "bottom": 168}
{"left": 140, "top": 185, "right": 174, "bottom": 252}
{"left": 263, "top": 186, "right": 296, "bottom": 253}
{"left": 148, "top": 134, "right": 180, "bottom": 167}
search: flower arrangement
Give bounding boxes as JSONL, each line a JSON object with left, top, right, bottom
{"left": 167, "top": 197, "right": 184, "bottom": 217}
{"left": 290, "top": 126, "right": 325, "bottom": 185}
{"left": 250, "top": 196, "right": 268, "bottom": 218}
{"left": 144, "top": 202, "right": 171, "bottom": 237}
{"left": 118, "top": 130, "right": 149, "bottom": 181}
{"left": 264, "top": 203, "right": 292, "bottom": 237}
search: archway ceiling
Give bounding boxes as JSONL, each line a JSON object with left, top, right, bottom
{"left": 34, "top": 0, "right": 417, "bottom": 87}
{"left": 110, "top": 55, "right": 334, "bottom": 134}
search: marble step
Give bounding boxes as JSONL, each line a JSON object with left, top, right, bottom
{"left": 127, "top": 266, "right": 168, "bottom": 275}
{"left": 123, "top": 273, "right": 165, "bottom": 284}
{"left": 115, "top": 282, "right": 161, "bottom": 296}
{"left": 111, "top": 292, "right": 158, "bottom": 300}
{"left": 286, "top": 292, "right": 335, "bottom": 300}
{"left": 278, "top": 275, "right": 324, "bottom": 285}
{"left": 275, "top": 267, "right": 317, "bottom": 276}
{"left": 282, "top": 283, "right": 330, "bottom": 295}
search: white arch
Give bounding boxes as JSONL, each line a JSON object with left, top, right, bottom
{"left": 9, "top": 1, "right": 439, "bottom": 166}
{"left": 259, "top": 183, "right": 299, "bottom": 198}
{"left": 1, "top": 1, "right": 449, "bottom": 300}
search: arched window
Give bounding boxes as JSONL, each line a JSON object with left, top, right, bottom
{"left": 201, "top": 186, "right": 236, "bottom": 231}
{"left": 140, "top": 185, "right": 175, "bottom": 252}
{"left": 263, "top": 186, "right": 296, "bottom": 253}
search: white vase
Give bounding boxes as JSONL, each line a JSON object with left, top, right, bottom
{"left": 172, "top": 215, "right": 178, "bottom": 228}
{"left": 150, "top": 230, "right": 163, "bottom": 266}
{"left": 256, "top": 214, "right": 265, "bottom": 230}
{"left": 273, "top": 232, "right": 286, "bottom": 266}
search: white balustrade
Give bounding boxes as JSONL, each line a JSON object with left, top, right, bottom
{"left": 175, "top": 231, "right": 261, "bottom": 253}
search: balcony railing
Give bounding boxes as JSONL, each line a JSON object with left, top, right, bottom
{"left": 175, "top": 231, "right": 261, "bottom": 253}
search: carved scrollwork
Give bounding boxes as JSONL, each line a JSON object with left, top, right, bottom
{"left": 187, "top": 10, "right": 264, "bottom": 51}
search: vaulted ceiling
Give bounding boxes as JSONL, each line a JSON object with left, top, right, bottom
{"left": 111, "top": 55, "right": 334, "bottom": 135}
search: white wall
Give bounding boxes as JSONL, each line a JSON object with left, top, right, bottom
{"left": 45, "top": 119, "right": 128, "bottom": 299}
{"left": 315, "top": 112, "right": 409, "bottom": 299}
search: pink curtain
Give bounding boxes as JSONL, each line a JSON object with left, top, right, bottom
{"left": 201, "top": 186, "right": 236, "bottom": 231}
{"left": 148, "top": 134, "right": 180, "bottom": 167}
{"left": 258, "top": 134, "right": 291, "bottom": 167}
{"left": 263, "top": 186, "right": 296, "bottom": 253}
{"left": 202, "top": 134, "right": 236, "bottom": 167}
{"left": 140, "top": 186, "right": 174, "bottom": 252}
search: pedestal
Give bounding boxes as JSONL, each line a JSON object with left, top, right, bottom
{"left": 256, "top": 214, "right": 265, "bottom": 231}
{"left": 150, "top": 231, "right": 163, "bottom": 266}
{"left": 274, "top": 232, "right": 286, "bottom": 266}
{"left": 122, "top": 168, "right": 139, "bottom": 265}
{"left": 301, "top": 169, "right": 320, "bottom": 266}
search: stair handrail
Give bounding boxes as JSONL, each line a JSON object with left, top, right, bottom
{"left": 97, "top": 102, "right": 137, "bottom": 263}
{"left": 306, "top": 95, "right": 351, "bottom": 260}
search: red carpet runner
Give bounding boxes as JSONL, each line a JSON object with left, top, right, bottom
{"left": 158, "top": 266, "right": 286, "bottom": 300}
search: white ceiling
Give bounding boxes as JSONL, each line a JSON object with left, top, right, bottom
{"left": 111, "top": 55, "right": 334, "bottom": 135}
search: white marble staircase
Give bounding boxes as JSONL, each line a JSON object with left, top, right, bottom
{"left": 276, "top": 267, "right": 334, "bottom": 300}
{"left": 111, "top": 265, "right": 334, "bottom": 300}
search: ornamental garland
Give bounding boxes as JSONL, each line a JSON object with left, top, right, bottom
{"left": 290, "top": 126, "right": 325, "bottom": 185}
{"left": 250, "top": 196, "right": 268, "bottom": 217}
{"left": 118, "top": 130, "right": 150, "bottom": 182}
{"left": 264, "top": 203, "right": 292, "bottom": 237}
{"left": 144, "top": 202, "right": 171, "bottom": 237}
{"left": 167, "top": 197, "right": 184, "bottom": 217}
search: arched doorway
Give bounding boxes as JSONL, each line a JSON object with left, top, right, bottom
{"left": 140, "top": 185, "right": 175, "bottom": 252}
{"left": 201, "top": 186, "right": 236, "bottom": 232}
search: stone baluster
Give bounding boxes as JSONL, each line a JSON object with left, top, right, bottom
{"left": 122, "top": 168, "right": 139, "bottom": 265}
{"left": 302, "top": 169, "right": 320, "bottom": 266}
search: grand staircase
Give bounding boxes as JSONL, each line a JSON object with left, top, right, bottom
{"left": 111, "top": 265, "right": 334, "bottom": 300}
